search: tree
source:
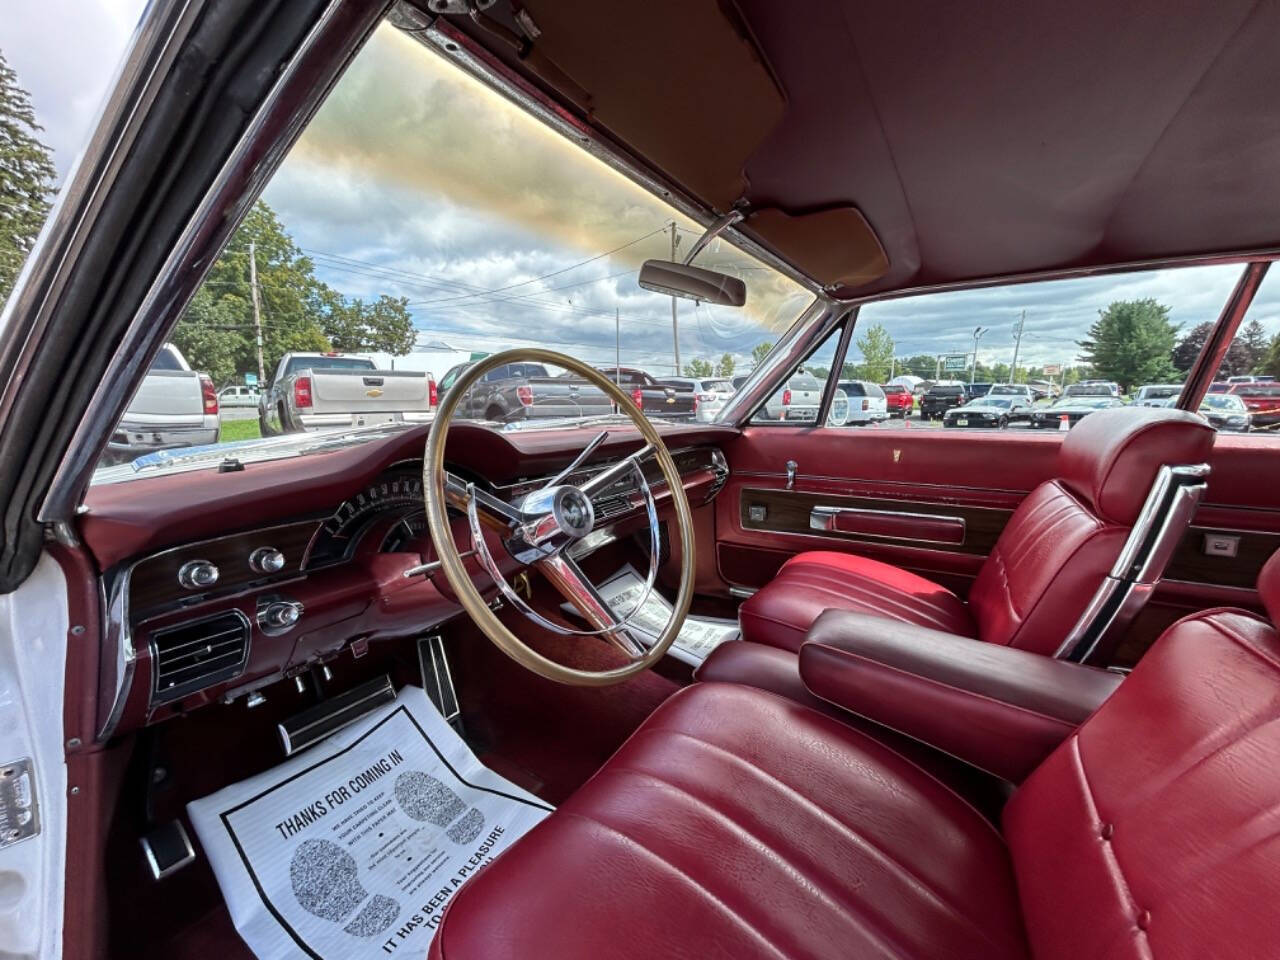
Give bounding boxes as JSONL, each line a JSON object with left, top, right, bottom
{"left": 173, "top": 202, "right": 331, "bottom": 382}
{"left": 750, "top": 341, "right": 774, "bottom": 368}
{"left": 1262, "top": 334, "right": 1280, "bottom": 380}
{"left": 1077, "top": 299, "right": 1179, "bottom": 392}
{"left": 320, "top": 293, "right": 416, "bottom": 354}
{"left": 1241, "top": 318, "right": 1269, "bottom": 373}
{"left": 0, "top": 51, "right": 57, "bottom": 303}
{"left": 854, "top": 322, "right": 895, "bottom": 383}
{"left": 683, "top": 357, "right": 713, "bottom": 378}
{"left": 1171, "top": 321, "right": 1251, "bottom": 378}
{"left": 716, "top": 352, "right": 735, "bottom": 378}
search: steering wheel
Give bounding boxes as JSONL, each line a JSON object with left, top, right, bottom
{"left": 422, "top": 348, "right": 696, "bottom": 686}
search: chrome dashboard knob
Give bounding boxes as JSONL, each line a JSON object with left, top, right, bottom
{"left": 250, "top": 546, "right": 286, "bottom": 574}
{"left": 177, "top": 559, "right": 219, "bottom": 590}
{"left": 259, "top": 600, "right": 303, "bottom": 633}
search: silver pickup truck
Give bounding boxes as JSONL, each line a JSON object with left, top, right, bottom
{"left": 104, "top": 343, "right": 220, "bottom": 464}
{"left": 260, "top": 352, "right": 436, "bottom": 434}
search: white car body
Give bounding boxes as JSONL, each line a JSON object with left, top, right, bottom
{"left": 105, "top": 344, "right": 219, "bottom": 464}
{"left": 216, "top": 384, "right": 260, "bottom": 408}
{"left": 836, "top": 380, "right": 890, "bottom": 424}
{"left": 659, "top": 377, "right": 736, "bottom": 422}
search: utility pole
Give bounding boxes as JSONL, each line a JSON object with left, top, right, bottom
{"left": 971, "top": 326, "right": 987, "bottom": 385}
{"left": 615, "top": 308, "right": 620, "bottom": 383}
{"left": 670, "top": 222, "right": 680, "bottom": 374}
{"left": 249, "top": 242, "right": 265, "bottom": 385}
{"left": 1009, "top": 310, "right": 1025, "bottom": 383}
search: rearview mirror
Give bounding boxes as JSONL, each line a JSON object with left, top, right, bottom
{"left": 638, "top": 260, "right": 746, "bottom": 307}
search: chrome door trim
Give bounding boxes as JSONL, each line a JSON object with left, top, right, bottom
{"left": 808, "top": 504, "right": 967, "bottom": 546}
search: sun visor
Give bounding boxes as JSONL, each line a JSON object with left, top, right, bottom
{"left": 745, "top": 206, "right": 889, "bottom": 291}
{"left": 518, "top": 0, "right": 785, "bottom": 211}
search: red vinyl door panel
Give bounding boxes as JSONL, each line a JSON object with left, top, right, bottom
{"left": 715, "top": 427, "right": 1063, "bottom": 594}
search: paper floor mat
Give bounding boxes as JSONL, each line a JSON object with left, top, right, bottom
{"left": 188, "top": 686, "right": 552, "bottom": 959}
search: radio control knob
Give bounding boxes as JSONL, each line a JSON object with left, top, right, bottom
{"left": 177, "top": 559, "right": 219, "bottom": 590}
{"left": 250, "top": 547, "right": 286, "bottom": 574}
{"left": 259, "top": 600, "right": 303, "bottom": 632}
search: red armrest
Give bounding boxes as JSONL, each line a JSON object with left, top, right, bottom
{"left": 799, "top": 610, "right": 1123, "bottom": 782}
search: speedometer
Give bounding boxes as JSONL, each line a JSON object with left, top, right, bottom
{"left": 306, "top": 467, "right": 424, "bottom": 567}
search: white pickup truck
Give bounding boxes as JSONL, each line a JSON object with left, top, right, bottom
{"left": 104, "top": 343, "right": 220, "bottom": 464}
{"left": 259, "top": 352, "right": 436, "bottom": 434}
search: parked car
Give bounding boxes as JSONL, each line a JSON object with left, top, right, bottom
{"left": 216, "top": 384, "right": 260, "bottom": 408}
{"left": 261, "top": 352, "right": 436, "bottom": 433}
{"left": 1029, "top": 395, "right": 1126, "bottom": 428}
{"left": 1196, "top": 394, "right": 1252, "bottom": 432}
{"left": 1025, "top": 379, "right": 1059, "bottom": 400}
{"left": 1208, "top": 381, "right": 1231, "bottom": 393}
{"left": 658, "top": 376, "right": 735, "bottom": 422}
{"left": 439, "top": 361, "right": 612, "bottom": 423}
{"left": 598, "top": 367, "right": 696, "bottom": 421}
{"left": 1062, "top": 382, "right": 1121, "bottom": 399}
{"left": 760, "top": 371, "right": 823, "bottom": 422}
{"left": 943, "top": 394, "right": 1032, "bottom": 428}
{"left": 988, "top": 383, "right": 1035, "bottom": 402}
{"left": 1227, "top": 382, "right": 1280, "bottom": 429}
{"left": 104, "top": 343, "right": 219, "bottom": 465}
{"left": 880, "top": 383, "right": 914, "bottom": 418}
{"left": 965, "top": 382, "right": 994, "bottom": 400}
{"left": 920, "top": 381, "right": 967, "bottom": 420}
{"left": 835, "top": 380, "right": 889, "bottom": 425}
{"left": 1133, "top": 384, "right": 1183, "bottom": 406}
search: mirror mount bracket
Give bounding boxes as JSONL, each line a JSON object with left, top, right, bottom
{"left": 681, "top": 209, "right": 746, "bottom": 266}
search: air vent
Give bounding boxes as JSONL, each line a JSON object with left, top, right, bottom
{"left": 591, "top": 494, "right": 633, "bottom": 523}
{"left": 150, "top": 611, "right": 250, "bottom": 705}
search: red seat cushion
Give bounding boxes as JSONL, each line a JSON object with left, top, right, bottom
{"left": 738, "top": 551, "right": 976, "bottom": 652}
{"left": 430, "top": 683, "right": 1029, "bottom": 960}
{"left": 1004, "top": 603, "right": 1280, "bottom": 960}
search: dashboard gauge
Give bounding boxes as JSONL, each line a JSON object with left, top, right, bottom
{"left": 306, "top": 467, "right": 424, "bottom": 567}
{"left": 381, "top": 510, "right": 428, "bottom": 553}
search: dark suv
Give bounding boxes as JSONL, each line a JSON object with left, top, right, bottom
{"left": 920, "top": 382, "right": 967, "bottom": 420}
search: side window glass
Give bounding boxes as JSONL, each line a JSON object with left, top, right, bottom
{"left": 749, "top": 325, "right": 845, "bottom": 425}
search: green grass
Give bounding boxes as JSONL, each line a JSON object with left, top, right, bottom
{"left": 220, "top": 419, "right": 262, "bottom": 443}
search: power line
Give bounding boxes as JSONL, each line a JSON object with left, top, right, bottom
{"left": 404, "top": 224, "right": 671, "bottom": 306}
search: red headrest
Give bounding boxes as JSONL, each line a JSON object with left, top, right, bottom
{"left": 1056, "top": 407, "right": 1214, "bottom": 526}
{"left": 1260, "top": 550, "right": 1280, "bottom": 627}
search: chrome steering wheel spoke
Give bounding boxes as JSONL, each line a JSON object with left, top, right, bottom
{"left": 536, "top": 554, "right": 648, "bottom": 659}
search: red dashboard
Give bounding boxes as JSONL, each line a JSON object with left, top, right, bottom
{"left": 82, "top": 421, "right": 735, "bottom": 740}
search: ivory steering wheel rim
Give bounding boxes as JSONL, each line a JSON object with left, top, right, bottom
{"left": 422, "top": 347, "right": 696, "bottom": 686}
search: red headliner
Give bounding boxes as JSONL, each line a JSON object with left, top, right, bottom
{"left": 454, "top": 0, "right": 1280, "bottom": 295}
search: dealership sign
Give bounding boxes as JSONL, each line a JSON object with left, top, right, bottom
{"left": 942, "top": 354, "right": 968, "bottom": 371}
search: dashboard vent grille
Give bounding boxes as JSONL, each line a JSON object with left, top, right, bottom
{"left": 150, "top": 611, "right": 250, "bottom": 705}
{"left": 591, "top": 494, "right": 633, "bottom": 523}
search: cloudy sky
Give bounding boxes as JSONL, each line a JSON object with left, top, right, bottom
{"left": 5, "top": 6, "right": 1279, "bottom": 376}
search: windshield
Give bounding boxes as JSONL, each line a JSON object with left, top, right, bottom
{"left": 1236, "top": 385, "right": 1280, "bottom": 396}
{"left": 1202, "top": 395, "right": 1246, "bottom": 411}
{"left": 975, "top": 397, "right": 1014, "bottom": 408}
{"left": 91, "top": 20, "right": 811, "bottom": 483}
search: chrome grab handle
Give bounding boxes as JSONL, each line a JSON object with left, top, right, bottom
{"left": 785, "top": 460, "right": 797, "bottom": 490}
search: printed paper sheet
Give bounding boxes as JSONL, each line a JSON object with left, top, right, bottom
{"left": 188, "top": 686, "right": 551, "bottom": 960}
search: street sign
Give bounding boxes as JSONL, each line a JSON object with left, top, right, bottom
{"left": 244, "top": 373, "right": 257, "bottom": 386}
{"left": 1043, "top": 364, "right": 1061, "bottom": 376}
{"left": 942, "top": 354, "right": 968, "bottom": 372}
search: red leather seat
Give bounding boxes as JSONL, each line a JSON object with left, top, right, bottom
{"left": 429, "top": 555, "right": 1280, "bottom": 960}
{"left": 739, "top": 407, "right": 1213, "bottom": 656}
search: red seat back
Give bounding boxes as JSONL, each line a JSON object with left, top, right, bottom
{"left": 968, "top": 407, "right": 1213, "bottom": 653}
{"left": 1004, "top": 551, "right": 1280, "bottom": 959}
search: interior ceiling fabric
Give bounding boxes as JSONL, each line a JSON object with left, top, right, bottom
{"left": 456, "top": 0, "right": 1280, "bottom": 295}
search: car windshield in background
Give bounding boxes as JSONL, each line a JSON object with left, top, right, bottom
{"left": 1203, "top": 395, "right": 1247, "bottom": 410}
{"left": 1236, "top": 385, "right": 1280, "bottom": 396}
{"left": 90, "top": 21, "right": 811, "bottom": 484}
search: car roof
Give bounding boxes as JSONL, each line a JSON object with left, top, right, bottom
{"left": 456, "top": 3, "right": 1280, "bottom": 299}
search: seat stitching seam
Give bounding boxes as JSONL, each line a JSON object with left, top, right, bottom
{"left": 558, "top": 810, "right": 793, "bottom": 959}
{"left": 596, "top": 773, "right": 911, "bottom": 960}
{"left": 638, "top": 724, "right": 1009, "bottom": 847}
{"left": 790, "top": 575, "right": 968, "bottom": 630}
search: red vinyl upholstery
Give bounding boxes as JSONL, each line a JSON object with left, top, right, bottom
{"left": 429, "top": 683, "right": 1030, "bottom": 960}
{"left": 738, "top": 550, "right": 976, "bottom": 652}
{"left": 1005, "top": 557, "right": 1280, "bottom": 959}
{"left": 430, "top": 552, "right": 1280, "bottom": 960}
{"left": 738, "top": 408, "right": 1213, "bottom": 655}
